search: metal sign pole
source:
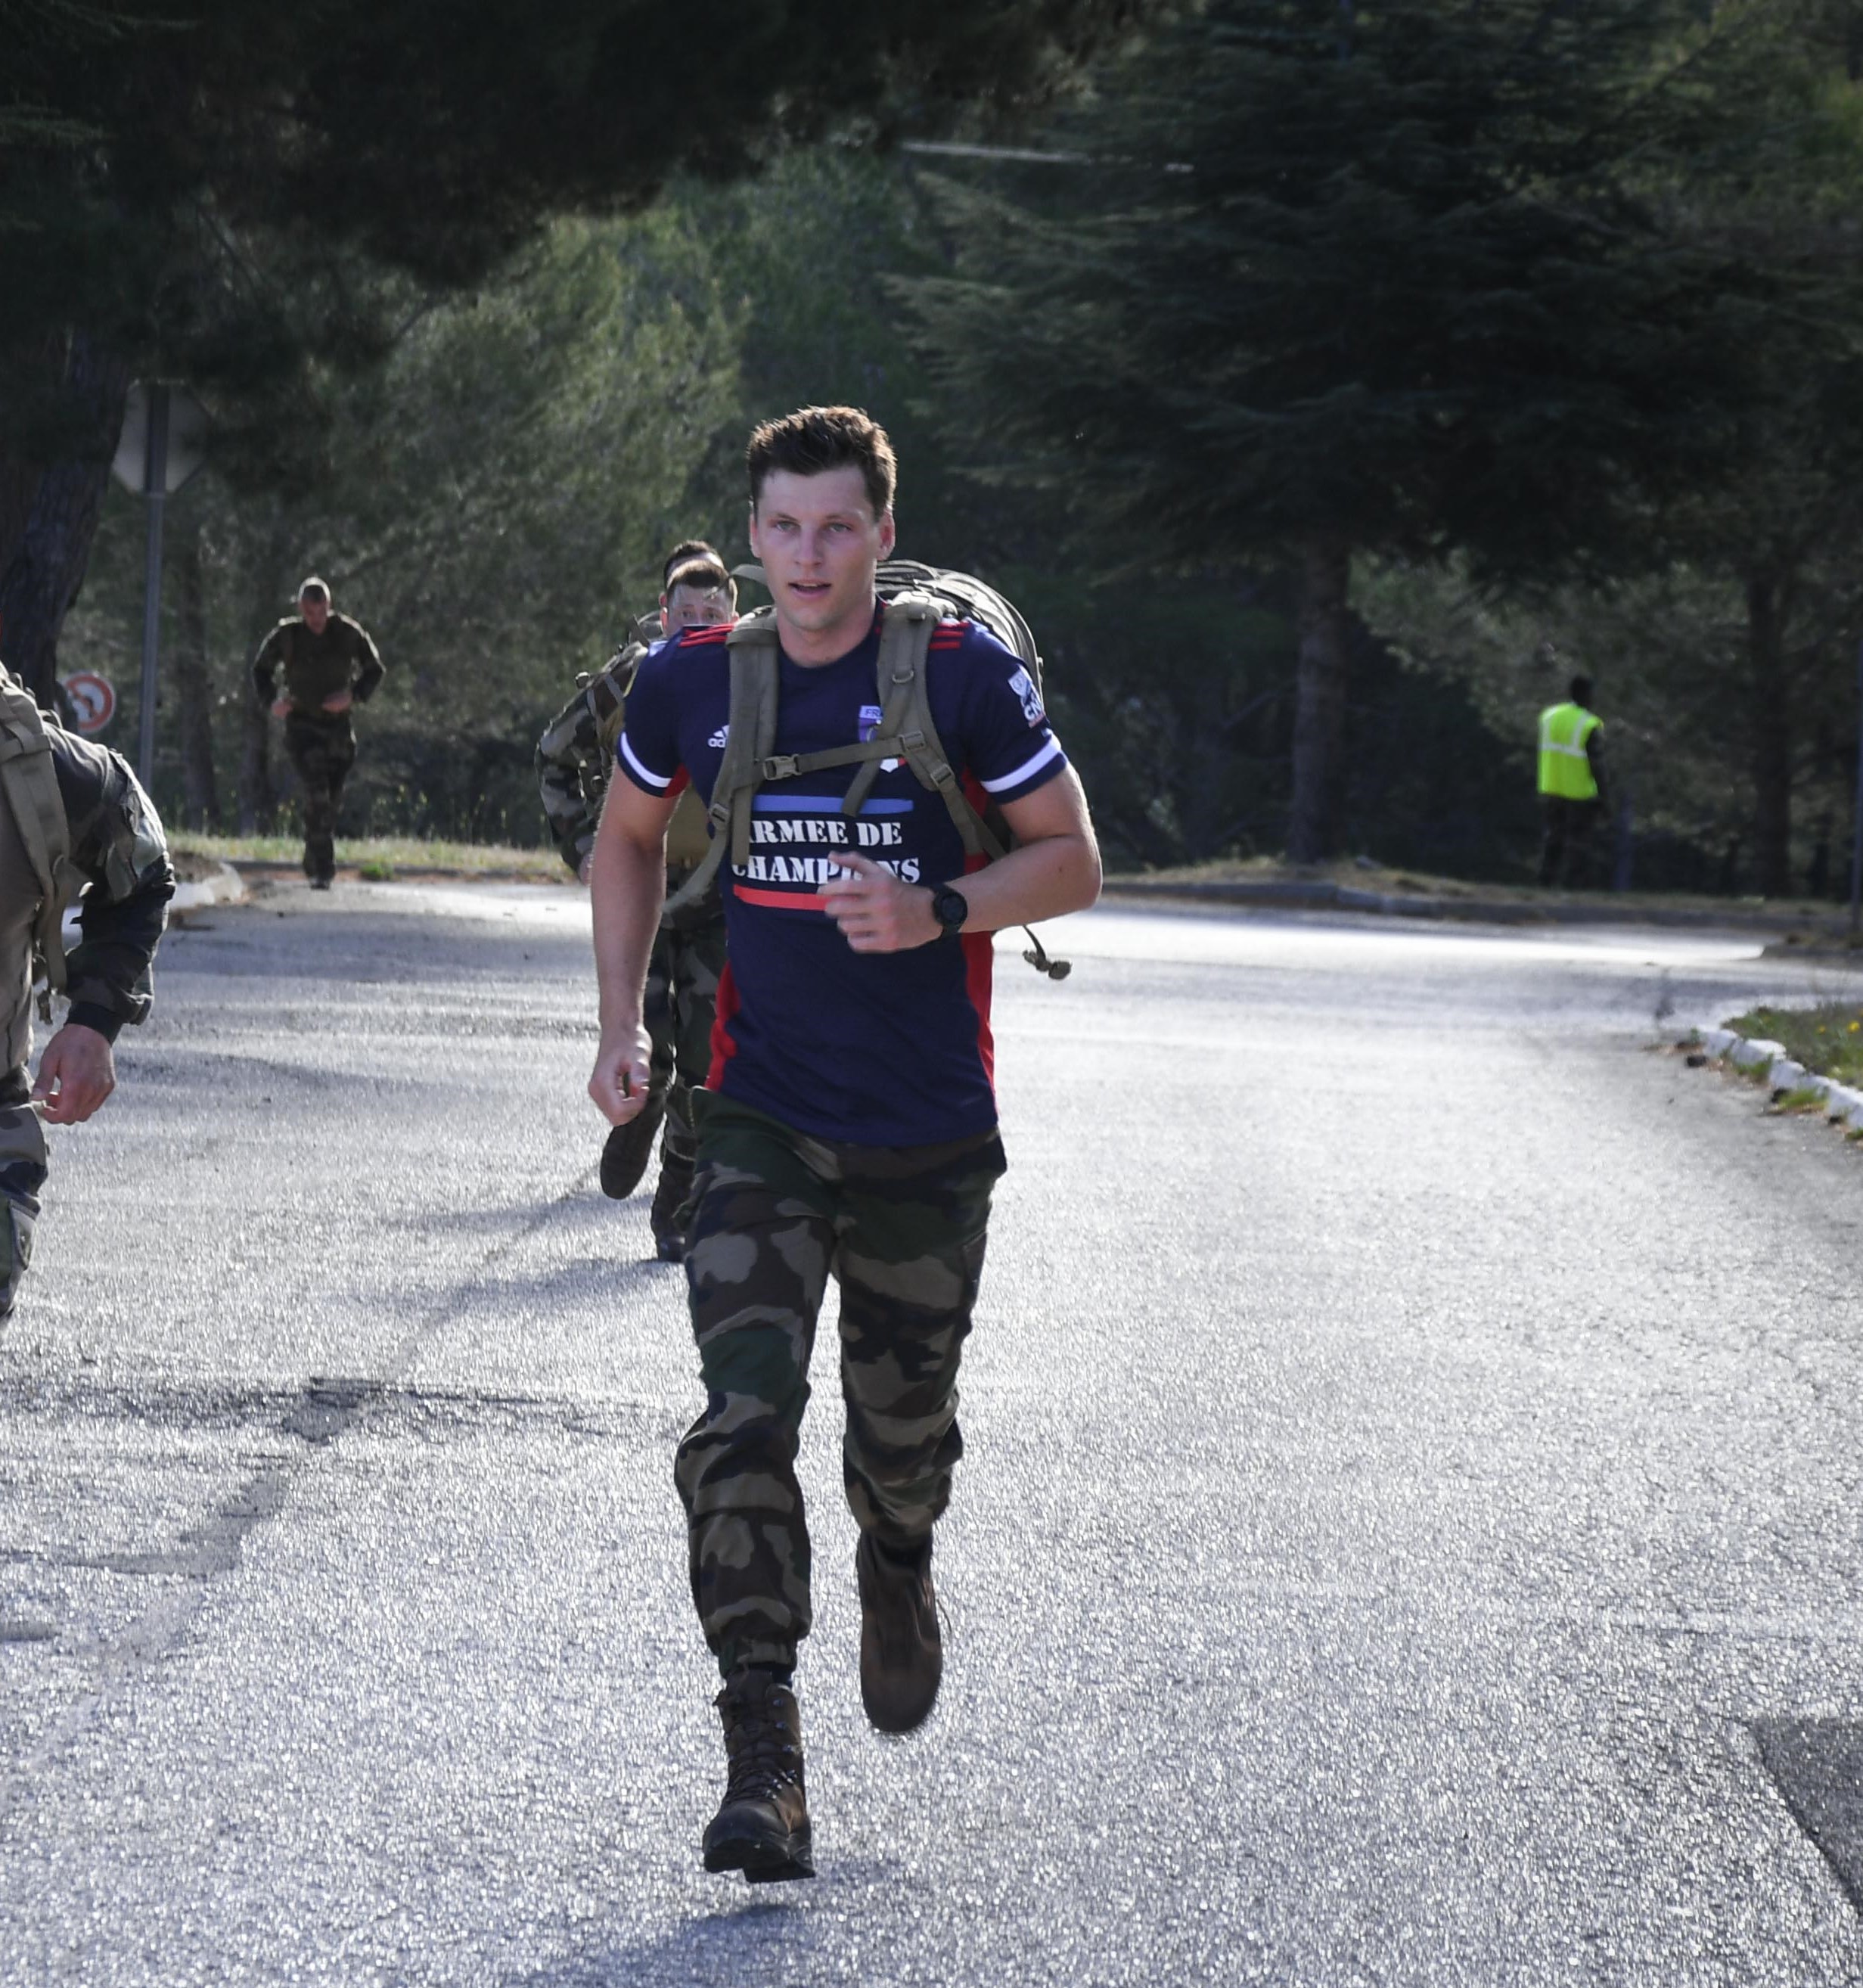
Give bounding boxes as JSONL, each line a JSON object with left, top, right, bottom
{"left": 136, "top": 383, "right": 169, "bottom": 788}
{"left": 1850, "top": 635, "right": 1863, "bottom": 939}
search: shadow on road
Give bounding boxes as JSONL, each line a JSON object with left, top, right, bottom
{"left": 505, "top": 1856, "right": 910, "bottom": 1986}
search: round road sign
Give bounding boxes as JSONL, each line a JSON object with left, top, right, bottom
{"left": 62, "top": 672, "right": 116, "bottom": 735}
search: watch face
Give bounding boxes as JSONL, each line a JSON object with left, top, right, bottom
{"left": 936, "top": 887, "right": 967, "bottom": 933}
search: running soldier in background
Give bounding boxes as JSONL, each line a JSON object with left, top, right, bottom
{"left": 251, "top": 578, "right": 384, "bottom": 889}
{"left": 537, "top": 546, "right": 735, "bottom": 1256}
{"left": 0, "top": 664, "right": 173, "bottom": 1320}
{"left": 588, "top": 407, "right": 1101, "bottom": 1882}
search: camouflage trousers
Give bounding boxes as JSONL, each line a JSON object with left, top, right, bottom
{"left": 284, "top": 713, "right": 357, "bottom": 883}
{"left": 675, "top": 1090, "right": 1006, "bottom": 1678}
{"left": 0, "top": 1067, "right": 47, "bottom": 1322}
{"left": 643, "top": 903, "right": 726, "bottom": 1170}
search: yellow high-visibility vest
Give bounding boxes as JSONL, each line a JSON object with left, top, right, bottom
{"left": 1538, "top": 702, "right": 1601, "bottom": 799}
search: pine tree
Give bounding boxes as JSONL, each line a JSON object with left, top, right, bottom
{"left": 901, "top": 0, "right": 1793, "bottom": 861}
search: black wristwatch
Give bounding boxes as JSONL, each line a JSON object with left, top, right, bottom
{"left": 930, "top": 884, "right": 969, "bottom": 940}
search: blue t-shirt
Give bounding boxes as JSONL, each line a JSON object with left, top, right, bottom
{"left": 618, "top": 604, "right": 1069, "bottom": 1147}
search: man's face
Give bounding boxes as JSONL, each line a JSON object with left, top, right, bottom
{"left": 660, "top": 584, "right": 734, "bottom": 633}
{"left": 300, "top": 595, "right": 331, "bottom": 635}
{"left": 747, "top": 467, "right": 895, "bottom": 654}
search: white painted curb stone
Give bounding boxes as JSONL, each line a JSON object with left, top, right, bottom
{"left": 171, "top": 860, "right": 246, "bottom": 912}
{"left": 1689, "top": 1019, "right": 1863, "bottom": 1131}
{"left": 56, "top": 859, "right": 244, "bottom": 947}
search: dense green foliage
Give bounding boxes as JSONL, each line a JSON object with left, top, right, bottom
{"left": 57, "top": 148, "right": 1533, "bottom": 874}
{"left": 17, "top": 1, "right": 1863, "bottom": 893}
{"left": 897, "top": 0, "right": 1863, "bottom": 868}
{"left": 0, "top": 0, "right": 1155, "bottom": 700}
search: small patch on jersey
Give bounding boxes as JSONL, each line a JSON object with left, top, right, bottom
{"left": 859, "top": 702, "right": 902, "bottom": 772}
{"left": 1007, "top": 665, "right": 1045, "bottom": 726}
{"left": 708, "top": 723, "right": 730, "bottom": 749}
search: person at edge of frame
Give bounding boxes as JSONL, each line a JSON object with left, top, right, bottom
{"left": 536, "top": 544, "right": 736, "bottom": 1255}
{"left": 1537, "top": 671, "right": 1609, "bottom": 889}
{"left": 250, "top": 577, "right": 384, "bottom": 889}
{"left": 585, "top": 405, "right": 1102, "bottom": 1884}
{"left": 0, "top": 660, "right": 174, "bottom": 1322}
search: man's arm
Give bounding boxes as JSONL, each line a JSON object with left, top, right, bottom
{"left": 819, "top": 766, "right": 1101, "bottom": 952}
{"left": 587, "top": 773, "right": 678, "bottom": 1123}
{"left": 1585, "top": 727, "right": 1610, "bottom": 807}
{"left": 39, "top": 728, "right": 175, "bottom": 1123}
{"left": 252, "top": 626, "right": 286, "bottom": 710}
{"left": 349, "top": 622, "right": 385, "bottom": 704}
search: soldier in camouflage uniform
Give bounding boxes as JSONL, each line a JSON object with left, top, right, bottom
{"left": 588, "top": 408, "right": 1101, "bottom": 1884}
{"left": 537, "top": 548, "right": 734, "bottom": 1258}
{"left": 0, "top": 663, "right": 174, "bottom": 1321}
{"left": 251, "top": 578, "right": 384, "bottom": 889}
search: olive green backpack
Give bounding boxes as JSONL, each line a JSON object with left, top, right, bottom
{"left": 662, "top": 564, "right": 1067, "bottom": 977}
{"left": 0, "top": 669, "right": 73, "bottom": 1019}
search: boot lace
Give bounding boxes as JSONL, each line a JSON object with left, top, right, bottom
{"left": 718, "top": 1685, "right": 800, "bottom": 1803}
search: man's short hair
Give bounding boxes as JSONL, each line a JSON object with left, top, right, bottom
{"left": 298, "top": 576, "right": 331, "bottom": 606}
{"left": 747, "top": 406, "right": 896, "bottom": 520}
{"left": 664, "top": 557, "right": 736, "bottom": 604}
{"left": 1570, "top": 674, "right": 1594, "bottom": 705}
{"left": 661, "top": 539, "right": 721, "bottom": 588}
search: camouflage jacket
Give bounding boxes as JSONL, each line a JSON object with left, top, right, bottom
{"left": 251, "top": 613, "right": 384, "bottom": 714}
{"left": 46, "top": 725, "right": 175, "bottom": 1042}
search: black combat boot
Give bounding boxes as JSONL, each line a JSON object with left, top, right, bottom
{"left": 856, "top": 1533, "right": 942, "bottom": 1734}
{"left": 649, "top": 1148, "right": 694, "bottom": 1261}
{"left": 598, "top": 1094, "right": 666, "bottom": 1201}
{"left": 702, "top": 1669, "right": 814, "bottom": 1882}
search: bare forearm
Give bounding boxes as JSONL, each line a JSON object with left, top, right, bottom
{"left": 821, "top": 773, "right": 1101, "bottom": 955}
{"left": 944, "top": 831, "right": 1100, "bottom": 933}
{"left": 590, "top": 816, "right": 666, "bottom": 1036}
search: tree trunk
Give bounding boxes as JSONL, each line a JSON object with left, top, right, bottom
{"left": 0, "top": 461, "right": 39, "bottom": 595}
{"left": 1747, "top": 574, "right": 1793, "bottom": 898}
{"left": 172, "top": 517, "right": 222, "bottom": 830}
{"left": 0, "top": 330, "right": 79, "bottom": 584}
{"left": 0, "top": 333, "right": 132, "bottom": 708}
{"left": 1287, "top": 536, "right": 1352, "bottom": 865}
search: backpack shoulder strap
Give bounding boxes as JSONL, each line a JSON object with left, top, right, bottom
{"left": 0, "top": 676, "right": 73, "bottom": 1004}
{"left": 846, "top": 594, "right": 1006, "bottom": 861}
{"left": 660, "top": 609, "right": 780, "bottom": 920}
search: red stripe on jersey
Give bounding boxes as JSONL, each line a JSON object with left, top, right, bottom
{"left": 669, "top": 766, "right": 691, "bottom": 798}
{"left": 706, "top": 961, "right": 742, "bottom": 1089}
{"left": 953, "top": 760, "right": 998, "bottom": 1089}
{"left": 682, "top": 625, "right": 731, "bottom": 647}
{"left": 961, "top": 928, "right": 995, "bottom": 1092}
{"left": 734, "top": 883, "right": 830, "bottom": 912}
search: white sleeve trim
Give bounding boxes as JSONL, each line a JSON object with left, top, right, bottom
{"left": 979, "top": 735, "right": 1063, "bottom": 794}
{"left": 619, "top": 732, "right": 673, "bottom": 791}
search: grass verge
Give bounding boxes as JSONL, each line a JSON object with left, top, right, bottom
{"left": 172, "top": 832, "right": 567, "bottom": 882}
{"left": 1724, "top": 1002, "right": 1863, "bottom": 1085}
{"left": 1107, "top": 854, "right": 1847, "bottom": 921}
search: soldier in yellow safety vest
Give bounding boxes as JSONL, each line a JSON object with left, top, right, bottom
{"left": 1536, "top": 674, "right": 1609, "bottom": 887}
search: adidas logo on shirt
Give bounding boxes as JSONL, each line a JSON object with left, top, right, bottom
{"left": 707, "top": 724, "right": 730, "bottom": 749}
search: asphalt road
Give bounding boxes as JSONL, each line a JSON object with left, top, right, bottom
{"left": 4, "top": 879, "right": 1863, "bottom": 1986}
